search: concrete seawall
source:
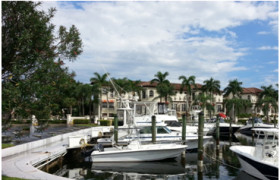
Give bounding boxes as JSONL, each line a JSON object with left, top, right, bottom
{"left": 2, "top": 126, "right": 112, "bottom": 180}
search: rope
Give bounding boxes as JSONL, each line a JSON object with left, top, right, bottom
{"left": 203, "top": 150, "right": 240, "bottom": 170}
{"left": 203, "top": 148, "right": 279, "bottom": 179}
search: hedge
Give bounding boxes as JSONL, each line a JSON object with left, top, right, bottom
{"left": 73, "top": 119, "right": 90, "bottom": 124}
{"left": 100, "top": 120, "right": 112, "bottom": 126}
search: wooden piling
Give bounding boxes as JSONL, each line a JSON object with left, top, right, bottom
{"left": 216, "top": 115, "right": 220, "bottom": 149}
{"left": 182, "top": 114, "right": 186, "bottom": 142}
{"left": 197, "top": 111, "right": 204, "bottom": 168}
{"left": 252, "top": 117, "right": 255, "bottom": 144}
{"left": 114, "top": 116, "right": 118, "bottom": 144}
{"left": 152, "top": 115, "right": 156, "bottom": 144}
{"left": 181, "top": 114, "right": 186, "bottom": 162}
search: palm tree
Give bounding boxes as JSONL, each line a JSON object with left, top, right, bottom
{"left": 128, "top": 80, "right": 143, "bottom": 100}
{"left": 202, "top": 77, "right": 220, "bottom": 118}
{"left": 194, "top": 93, "right": 214, "bottom": 119}
{"left": 90, "top": 72, "right": 109, "bottom": 120}
{"left": 257, "top": 85, "right": 278, "bottom": 122}
{"left": 179, "top": 75, "right": 196, "bottom": 118}
{"left": 223, "top": 79, "right": 243, "bottom": 123}
{"left": 150, "top": 71, "right": 170, "bottom": 103}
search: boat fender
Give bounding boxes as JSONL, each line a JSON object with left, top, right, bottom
{"left": 79, "top": 138, "right": 86, "bottom": 145}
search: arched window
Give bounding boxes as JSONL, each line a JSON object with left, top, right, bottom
{"left": 149, "top": 90, "right": 154, "bottom": 97}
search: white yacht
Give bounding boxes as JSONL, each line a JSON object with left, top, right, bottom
{"left": 230, "top": 128, "right": 278, "bottom": 180}
{"left": 91, "top": 140, "right": 187, "bottom": 162}
{"left": 239, "top": 117, "right": 276, "bottom": 136}
{"left": 97, "top": 102, "right": 212, "bottom": 151}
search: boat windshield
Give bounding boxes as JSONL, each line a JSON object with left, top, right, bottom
{"left": 139, "top": 126, "right": 171, "bottom": 134}
{"left": 164, "top": 121, "right": 181, "bottom": 127}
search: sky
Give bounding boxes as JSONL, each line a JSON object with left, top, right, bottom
{"left": 41, "top": 1, "right": 278, "bottom": 89}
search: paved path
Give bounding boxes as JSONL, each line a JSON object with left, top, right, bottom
{"left": 2, "top": 127, "right": 99, "bottom": 180}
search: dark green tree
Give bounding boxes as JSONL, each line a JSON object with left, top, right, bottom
{"left": 90, "top": 72, "right": 109, "bottom": 119}
{"left": 179, "top": 75, "right": 196, "bottom": 117}
{"left": 150, "top": 71, "right": 172, "bottom": 103}
{"left": 223, "top": 79, "right": 243, "bottom": 122}
{"left": 2, "top": 1, "right": 83, "bottom": 121}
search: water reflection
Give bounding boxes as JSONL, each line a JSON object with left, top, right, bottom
{"left": 47, "top": 134, "right": 268, "bottom": 180}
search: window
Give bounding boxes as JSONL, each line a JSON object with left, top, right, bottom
{"left": 157, "top": 126, "right": 169, "bottom": 134}
{"left": 139, "top": 127, "right": 152, "bottom": 134}
{"left": 182, "top": 104, "right": 186, "bottom": 111}
{"left": 248, "top": 95, "right": 251, "bottom": 100}
{"left": 149, "top": 90, "right": 154, "bottom": 97}
{"left": 142, "top": 90, "right": 146, "bottom": 99}
{"left": 102, "top": 102, "right": 107, "bottom": 108}
{"left": 109, "top": 102, "right": 114, "bottom": 109}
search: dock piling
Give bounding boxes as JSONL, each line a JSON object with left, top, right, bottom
{"left": 197, "top": 111, "right": 204, "bottom": 168}
{"left": 114, "top": 116, "right": 118, "bottom": 144}
{"left": 216, "top": 115, "right": 220, "bottom": 149}
{"left": 181, "top": 114, "right": 186, "bottom": 162}
{"left": 152, "top": 115, "right": 156, "bottom": 144}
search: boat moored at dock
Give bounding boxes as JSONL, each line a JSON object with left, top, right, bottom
{"left": 230, "top": 128, "right": 278, "bottom": 180}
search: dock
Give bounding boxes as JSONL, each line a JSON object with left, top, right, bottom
{"left": 2, "top": 126, "right": 113, "bottom": 180}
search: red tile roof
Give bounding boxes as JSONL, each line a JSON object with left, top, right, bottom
{"left": 139, "top": 81, "right": 202, "bottom": 90}
{"left": 242, "top": 87, "right": 262, "bottom": 94}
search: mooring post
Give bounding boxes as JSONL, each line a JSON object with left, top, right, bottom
{"left": 114, "top": 116, "right": 118, "bottom": 144}
{"left": 181, "top": 114, "right": 186, "bottom": 162}
{"left": 197, "top": 111, "right": 204, "bottom": 168}
{"left": 216, "top": 115, "right": 220, "bottom": 149}
{"left": 152, "top": 115, "right": 156, "bottom": 144}
{"left": 182, "top": 114, "right": 186, "bottom": 142}
{"left": 251, "top": 117, "right": 255, "bottom": 144}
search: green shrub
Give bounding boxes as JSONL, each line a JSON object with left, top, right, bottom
{"left": 237, "top": 119, "right": 248, "bottom": 125}
{"left": 11, "top": 120, "right": 31, "bottom": 124}
{"left": 100, "top": 120, "right": 112, "bottom": 126}
{"left": 73, "top": 119, "right": 90, "bottom": 124}
{"left": 238, "top": 113, "right": 251, "bottom": 118}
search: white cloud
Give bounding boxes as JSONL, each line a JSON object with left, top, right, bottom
{"left": 258, "top": 46, "right": 278, "bottom": 50}
{"left": 39, "top": 1, "right": 277, "bottom": 88}
{"left": 257, "top": 31, "right": 270, "bottom": 35}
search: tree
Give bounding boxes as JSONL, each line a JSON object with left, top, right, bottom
{"left": 194, "top": 93, "right": 214, "bottom": 119}
{"left": 202, "top": 77, "right": 220, "bottom": 118}
{"left": 257, "top": 85, "right": 278, "bottom": 122}
{"left": 90, "top": 72, "right": 109, "bottom": 120}
{"left": 179, "top": 75, "right": 196, "bottom": 118}
{"left": 150, "top": 71, "right": 171, "bottom": 103}
{"left": 2, "top": 1, "right": 83, "bottom": 121}
{"left": 223, "top": 79, "right": 243, "bottom": 122}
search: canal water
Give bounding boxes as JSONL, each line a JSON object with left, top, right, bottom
{"left": 46, "top": 133, "right": 259, "bottom": 180}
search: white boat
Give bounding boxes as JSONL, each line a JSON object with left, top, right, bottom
{"left": 239, "top": 117, "right": 275, "bottom": 136}
{"left": 230, "top": 128, "right": 278, "bottom": 180}
{"left": 91, "top": 140, "right": 187, "bottom": 162}
{"left": 97, "top": 121, "right": 212, "bottom": 150}
{"left": 91, "top": 161, "right": 185, "bottom": 174}
{"left": 203, "top": 117, "right": 242, "bottom": 136}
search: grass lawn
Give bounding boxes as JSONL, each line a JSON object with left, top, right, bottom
{"left": 2, "top": 144, "right": 14, "bottom": 149}
{"left": 2, "top": 176, "right": 28, "bottom": 180}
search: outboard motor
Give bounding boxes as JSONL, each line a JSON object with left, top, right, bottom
{"left": 81, "top": 144, "right": 104, "bottom": 157}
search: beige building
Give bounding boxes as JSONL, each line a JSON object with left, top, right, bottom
{"left": 99, "top": 81, "right": 224, "bottom": 120}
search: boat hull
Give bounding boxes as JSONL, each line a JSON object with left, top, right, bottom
{"left": 239, "top": 124, "right": 275, "bottom": 136}
{"left": 91, "top": 144, "right": 187, "bottom": 162}
{"left": 230, "top": 146, "right": 278, "bottom": 180}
